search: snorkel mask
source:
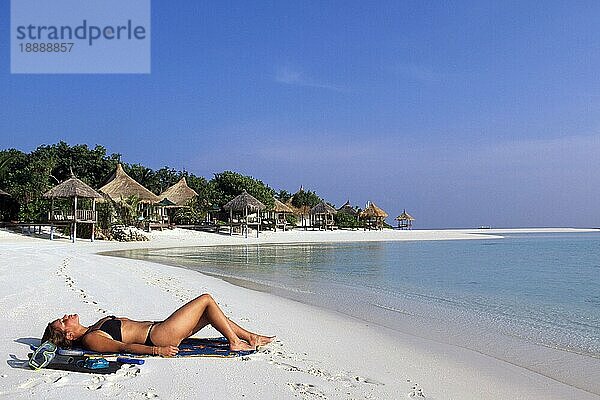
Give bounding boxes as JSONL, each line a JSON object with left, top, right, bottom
{"left": 29, "top": 341, "right": 57, "bottom": 370}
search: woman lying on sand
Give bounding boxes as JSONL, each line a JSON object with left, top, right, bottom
{"left": 42, "top": 293, "right": 274, "bottom": 356}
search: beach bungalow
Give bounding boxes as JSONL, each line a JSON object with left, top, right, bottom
{"left": 158, "top": 177, "right": 198, "bottom": 225}
{"left": 43, "top": 174, "right": 103, "bottom": 242}
{"left": 223, "top": 190, "right": 266, "bottom": 238}
{"left": 359, "top": 202, "right": 388, "bottom": 230}
{"left": 337, "top": 200, "right": 359, "bottom": 217}
{"left": 395, "top": 210, "right": 415, "bottom": 230}
{"left": 98, "top": 163, "right": 161, "bottom": 226}
{"left": 310, "top": 202, "right": 337, "bottom": 230}
{"left": 264, "top": 198, "right": 294, "bottom": 231}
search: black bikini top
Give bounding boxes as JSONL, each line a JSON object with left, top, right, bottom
{"left": 81, "top": 315, "right": 122, "bottom": 342}
{"left": 98, "top": 316, "right": 122, "bottom": 341}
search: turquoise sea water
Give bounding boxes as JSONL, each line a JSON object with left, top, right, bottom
{"left": 111, "top": 232, "right": 600, "bottom": 392}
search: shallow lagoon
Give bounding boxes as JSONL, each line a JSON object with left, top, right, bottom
{"left": 112, "top": 232, "right": 600, "bottom": 393}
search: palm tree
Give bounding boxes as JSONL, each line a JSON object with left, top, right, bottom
{"left": 118, "top": 195, "right": 141, "bottom": 226}
{"left": 0, "top": 153, "right": 14, "bottom": 181}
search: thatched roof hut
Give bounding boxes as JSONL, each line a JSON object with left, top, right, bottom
{"left": 337, "top": 200, "right": 358, "bottom": 216}
{"left": 310, "top": 202, "right": 337, "bottom": 215}
{"left": 0, "top": 189, "right": 10, "bottom": 197}
{"left": 223, "top": 190, "right": 266, "bottom": 238}
{"left": 43, "top": 176, "right": 102, "bottom": 199}
{"left": 360, "top": 202, "right": 388, "bottom": 219}
{"left": 264, "top": 198, "right": 295, "bottom": 231}
{"left": 395, "top": 209, "right": 415, "bottom": 230}
{"left": 99, "top": 164, "right": 160, "bottom": 203}
{"left": 310, "top": 202, "right": 337, "bottom": 230}
{"left": 43, "top": 175, "right": 103, "bottom": 243}
{"left": 273, "top": 198, "right": 294, "bottom": 213}
{"left": 223, "top": 190, "right": 266, "bottom": 212}
{"left": 395, "top": 210, "right": 415, "bottom": 221}
{"left": 359, "top": 202, "right": 388, "bottom": 230}
{"left": 159, "top": 177, "right": 197, "bottom": 206}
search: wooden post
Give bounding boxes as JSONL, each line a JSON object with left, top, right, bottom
{"left": 229, "top": 209, "right": 233, "bottom": 236}
{"left": 91, "top": 198, "right": 96, "bottom": 242}
{"left": 72, "top": 196, "right": 78, "bottom": 243}
{"left": 50, "top": 198, "right": 54, "bottom": 240}
{"left": 244, "top": 206, "right": 248, "bottom": 239}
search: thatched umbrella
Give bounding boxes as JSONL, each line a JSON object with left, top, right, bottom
{"left": 310, "top": 202, "right": 337, "bottom": 230}
{"left": 204, "top": 203, "right": 221, "bottom": 224}
{"left": 359, "top": 202, "right": 388, "bottom": 230}
{"left": 395, "top": 209, "right": 415, "bottom": 230}
{"left": 98, "top": 164, "right": 160, "bottom": 203}
{"left": 223, "top": 190, "right": 266, "bottom": 238}
{"left": 159, "top": 177, "right": 197, "bottom": 206}
{"left": 157, "top": 198, "right": 176, "bottom": 206}
{"left": 43, "top": 175, "right": 103, "bottom": 242}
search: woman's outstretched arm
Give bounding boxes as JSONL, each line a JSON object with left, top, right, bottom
{"left": 83, "top": 333, "right": 178, "bottom": 356}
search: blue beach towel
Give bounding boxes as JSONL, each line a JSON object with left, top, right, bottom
{"left": 33, "top": 337, "right": 255, "bottom": 359}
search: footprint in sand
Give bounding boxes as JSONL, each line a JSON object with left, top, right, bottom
{"left": 110, "top": 364, "right": 142, "bottom": 379}
{"left": 408, "top": 382, "right": 426, "bottom": 398}
{"left": 57, "top": 258, "right": 108, "bottom": 314}
{"left": 86, "top": 381, "right": 103, "bottom": 391}
{"left": 142, "top": 389, "right": 159, "bottom": 398}
{"left": 288, "top": 382, "right": 326, "bottom": 399}
{"left": 267, "top": 342, "right": 383, "bottom": 392}
{"left": 84, "top": 365, "right": 142, "bottom": 394}
{"left": 50, "top": 375, "right": 70, "bottom": 387}
{"left": 18, "top": 372, "right": 67, "bottom": 389}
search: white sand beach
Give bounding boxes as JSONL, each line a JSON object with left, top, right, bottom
{"left": 0, "top": 227, "right": 598, "bottom": 400}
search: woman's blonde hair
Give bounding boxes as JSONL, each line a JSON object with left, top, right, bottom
{"left": 41, "top": 323, "right": 73, "bottom": 348}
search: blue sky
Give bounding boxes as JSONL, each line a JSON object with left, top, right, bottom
{"left": 1, "top": 1, "right": 600, "bottom": 228}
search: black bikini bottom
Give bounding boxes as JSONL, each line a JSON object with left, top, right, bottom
{"left": 145, "top": 322, "right": 157, "bottom": 346}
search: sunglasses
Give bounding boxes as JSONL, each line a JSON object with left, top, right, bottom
{"left": 29, "top": 341, "right": 57, "bottom": 370}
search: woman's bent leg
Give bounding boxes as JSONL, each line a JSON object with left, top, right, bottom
{"left": 226, "top": 319, "right": 275, "bottom": 347}
{"left": 150, "top": 294, "right": 254, "bottom": 351}
{"left": 191, "top": 315, "right": 275, "bottom": 347}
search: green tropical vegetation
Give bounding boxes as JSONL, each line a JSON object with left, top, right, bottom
{"left": 334, "top": 212, "right": 363, "bottom": 229}
{"left": 290, "top": 188, "right": 322, "bottom": 208}
{"left": 0, "top": 142, "right": 329, "bottom": 228}
{"left": 210, "top": 171, "right": 276, "bottom": 209}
